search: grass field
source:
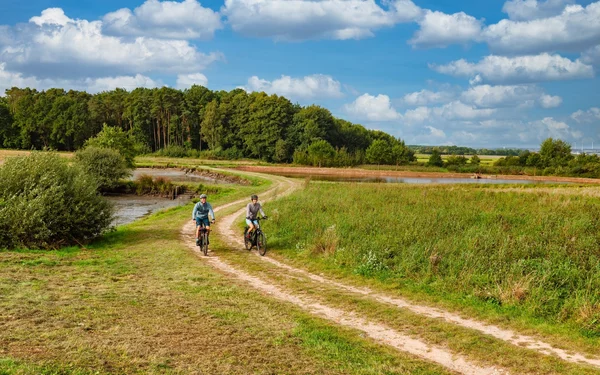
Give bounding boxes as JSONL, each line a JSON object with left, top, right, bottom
{"left": 2, "top": 153, "right": 600, "bottom": 374}
{"left": 264, "top": 182, "right": 600, "bottom": 344}
{"left": 0, "top": 174, "right": 453, "bottom": 375}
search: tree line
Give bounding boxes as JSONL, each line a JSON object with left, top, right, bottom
{"left": 410, "top": 145, "right": 523, "bottom": 156}
{"left": 420, "top": 138, "right": 600, "bottom": 178}
{"left": 492, "top": 138, "right": 600, "bottom": 177}
{"left": 0, "top": 86, "right": 413, "bottom": 166}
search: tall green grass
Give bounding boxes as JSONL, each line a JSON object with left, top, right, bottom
{"left": 266, "top": 183, "right": 600, "bottom": 337}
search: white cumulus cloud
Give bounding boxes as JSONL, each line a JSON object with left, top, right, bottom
{"left": 410, "top": 10, "right": 483, "bottom": 48}
{"left": 0, "top": 8, "right": 222, "bottom": 80}
{"left": 502, "top": 0, "right": 575, "bottom": 21}
{"left": 403, "top": 101, "right": 496, "bottom": 124}
{"left": 402, "top": 89, "right": 456, "bottom": 106}
{"left": 0, "top": 63, "right": 162, "bottom": 94}
{"left": 539, "top": 94, "right": 562, "bottom": 108}
{"left": 30, "top": 8, "right": 71, "bottom": 26}
{"left": 460, "top": 84, "right": 561, "bottom": 108}
{"left": 533, "top": 117, "right": 581, "bottom": 140}
{"left": 245, "top": 74, "right": 343, "bottom": 99}
{"left": 425, "top": 125, "right": 446, "bottom": 138}
{"left": 582, "top": 45, "right": 600, "bottom": 66}
{"left": 85, "top": 74, "right": 163, "bottom": 92}
{"left": 103, "top": 0, "right": 222, "bottom": 40}
{"left": 176, "top": 73, "right": 208, "bottom": 89}
{"left": 484, "top": 2, "right": 600, "bottom": 54}
{"left": 431, "top": 53, "right": 594, "bottom": 84}
{"left": 344, "top": 93, "right": 401, "bottom": 121}
{"left": 571, "top": 107, "right": 600, "bottom": 123}
{"left": 221, "top": 0, "right": 422, "bottom": 41}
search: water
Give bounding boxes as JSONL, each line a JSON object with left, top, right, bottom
{"left": 277, "top": 174, "right": 570, "bottom": 185}
{"left": 106, "top": 194, "right": 191, "bottom": 227}
{"left": 131, "top": 168, "right": 222, "bottom": 183}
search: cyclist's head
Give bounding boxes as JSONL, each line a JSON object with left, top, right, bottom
{"left": 199, "top": 194, "right": 207, "bottom": 200}
{"left": 251, "top": 194, "right": 258, "bottom": 201}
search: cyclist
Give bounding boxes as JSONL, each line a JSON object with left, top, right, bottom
{"left": 246, "top": 194, "right": 267, "bottom": 239}
{"left": 192, "top": 194, "right": 215, "bottom": 246}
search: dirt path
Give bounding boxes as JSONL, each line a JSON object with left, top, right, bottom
{"left": 180, "top": 172, "right": 600, "bottom": 374}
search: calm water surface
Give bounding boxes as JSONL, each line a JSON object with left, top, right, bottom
{"left": 131, "top": 168, "right": 224, "bottom": 183}
{"left": 276, "top": 174, "right": 570, "bottom": 185}
{"left": 106, "top": 194, "right": 190, "bottom": 227}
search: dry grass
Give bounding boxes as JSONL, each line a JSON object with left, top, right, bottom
{"left": 0, "top": 149, "right": 74, "bottom": 164}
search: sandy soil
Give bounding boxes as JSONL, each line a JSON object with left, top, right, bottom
{"left": 180, "top": 172, "right": 600, "bottom": 374}
{"left": 234, "top": 165, "right": 600, "bottom": 185}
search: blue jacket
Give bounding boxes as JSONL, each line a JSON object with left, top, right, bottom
{"left": 192, "top": 202, "right": 215, "bottom": 220}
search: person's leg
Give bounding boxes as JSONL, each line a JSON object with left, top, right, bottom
{"left": 245, "top": 219, "right": 254, "bottom": 238}
{"left": 205, "top": 222, "right": 211, "bottom": 244}
{"left": 249, "top": 220, "right": 259, "bottom": 238}
{"left": 195, "top": 218, "right": 201, "bottom": 243}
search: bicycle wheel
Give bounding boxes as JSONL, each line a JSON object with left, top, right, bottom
{"left": 244, "top": 228, "right": 252, "bottom": 250}
{"left": 256, "top": 231, "right": 267, "bottom": 256}
{"left": 202, "top": 233, "right": 209, "bottom": 256}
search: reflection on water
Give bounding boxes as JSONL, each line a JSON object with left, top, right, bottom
{"left": 131, "top": 168, "right": 221, "bottom": 183}
{"left": 106, "top": 195, "right": 191, "bottom": 227}
{"left": 279, "top": 174, "right": 569, "bottom": 185}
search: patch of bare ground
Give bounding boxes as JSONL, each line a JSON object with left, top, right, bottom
{"left": 183, "top": 167, "right": 251, "bottom": 184}
{"left": 182, "top": 172, "right": 600, "bottom": 374}
{"left": 234, "top": 165, "right": 600, "bottom": 185}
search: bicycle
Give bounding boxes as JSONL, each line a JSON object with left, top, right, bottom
{"left": 196, "top": 222, "right": 210, "bottom": 256}
{"left": 244, "top": 217, "right": 267, "bottom": 256}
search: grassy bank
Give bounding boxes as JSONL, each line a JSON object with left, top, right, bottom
{"left": 264, "top": 182, "right": 600, "bottom": 341}
{"left": 0, "top": 179, "right": 451, "bottom": 374}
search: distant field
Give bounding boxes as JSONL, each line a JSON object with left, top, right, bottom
{"left": 0, "top": 149, "right": 73, "bottom": 164}
{"left": 415, "top": 153, "right": 503, "bottom": 166}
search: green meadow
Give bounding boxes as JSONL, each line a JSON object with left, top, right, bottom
{"left": 265, "top": 182, "right": 600, "bottom": 341}
{"left": 0, "top": 174, "right": 453, "bottom": 375}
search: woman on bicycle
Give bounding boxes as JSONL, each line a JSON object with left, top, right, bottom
{"left": 192, "top": 194, "right": 215, "bottom": 246}
{"left": 246, "top": 194, "right": 267, "bottom": 239}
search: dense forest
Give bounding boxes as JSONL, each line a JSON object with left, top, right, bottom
{"left": 0, "top": 86, "right": 414, "bottom": 166}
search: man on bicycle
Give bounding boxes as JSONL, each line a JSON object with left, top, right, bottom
{"left": 192, "top": 194, "right": 215, "bottom": 246}
{"left": 246, "top": 194, "right": 267, "bottom": 239}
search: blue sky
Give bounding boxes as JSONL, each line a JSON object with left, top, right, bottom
{"left": 1, "top": 0, "right": 599, "bottom": 148}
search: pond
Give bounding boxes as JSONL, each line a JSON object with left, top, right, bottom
{"left": 277, "top": 174, "right": 570, "bottom": 185}
{"left": 106, "top": 194, "right": 191, "bottom": 227}
{"left": 131, "top": 168, "right": 222, "bottom": 183}
{"left": 109, "top": 167, "right": 239, "bottom": 226}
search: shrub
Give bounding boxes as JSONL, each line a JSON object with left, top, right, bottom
{"left": 155, "top": 145, "right": 188, "bottom": 158}
{"left": 85, "top": 124, "right": 138, "bottom": 167}
{"left": 0, "top": 152, "right": 113, "bottom": 249}
{"left": 135, "top": 174, "right": 154, "bottom": 195}
{"left": 445, "top": 154, "right": 468, "bottom": 166}
{"left": 74, "top": 146, "right": 131, "bottom": 190}
{"left": 428, "top": 150, "right": 443, "bottom": 167}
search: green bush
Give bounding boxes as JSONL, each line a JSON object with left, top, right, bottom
{"left": 0, "top": 152, "right": 113, "bottom": 249}
{"left": 85, "top": 125, "right": 138, "bottom": 167}
{"left": 155, "top": 145, "right": 188, "bottom": 158}
{"left": 74, "top": 146, "right": 131, "bottom": 190}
